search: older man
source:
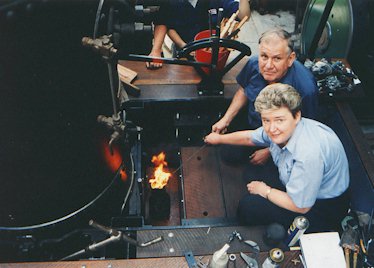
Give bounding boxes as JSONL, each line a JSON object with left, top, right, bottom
{"left": 212, "top": 28, "right": 319, "bottom": 165}
{"left": 205, "top": 83, "right": 349, "bottom": 232}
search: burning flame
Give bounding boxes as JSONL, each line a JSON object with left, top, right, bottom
{"left": 149, "top": 152, "right": 172, "bottom": 189}
{"left": 101, "top": 140, "right": 127, "bottom": 181}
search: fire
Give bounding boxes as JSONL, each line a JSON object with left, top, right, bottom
{"left": 149, "top": 152, "right": 172, "bottom": 189}
{"left": 101, "top": 140, "right": 127, "bottom": 181}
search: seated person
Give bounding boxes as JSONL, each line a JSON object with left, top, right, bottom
{"left": 204, "top": 83, "right": 350, "bottom": 232}
{"left": 146, "top": 0, "right": 251, "bottom": 69}
{"left": 212, "top": 28, "right": 319, "bottom": 165}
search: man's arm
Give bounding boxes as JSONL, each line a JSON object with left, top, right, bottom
{"left": 146, "top": 24, "right": 168, "bottom": 69}
{"left": 204, "top": 129, "right": 256, "bottom": 146}
{"left": 212, "top": 87, "right": 248, "bottom": 133}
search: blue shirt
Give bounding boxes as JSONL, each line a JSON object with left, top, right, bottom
{"left": 236, "top": 56, "right": 319, "bottom": 128}
{"left": 250, "top": 118, "right": 349, "bottom": 208}
{"left": 156, "top": 0, "right": 240, "bottom": 43}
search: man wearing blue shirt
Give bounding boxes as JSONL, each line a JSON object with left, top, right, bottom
{"left": 204, "top": 83, "right": 349, "bottom": 232}
{"left": 212, "top": 28, "right": 319, "bottom": 165}
{"left": 146, "top": 0, "right": 250, "bottom": 69}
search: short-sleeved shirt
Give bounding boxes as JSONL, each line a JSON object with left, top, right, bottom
{"left": 250, "top": 118, "right": 349, "bottom": 208}
{"left": 236, "top": 56, "right": 319, "bottom": 129}
{"left": 155, "top": 0, "right": 240, "bottom": 43}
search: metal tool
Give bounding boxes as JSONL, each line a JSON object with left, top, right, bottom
{"left": 171, "top": 143, "right": 208, "bottom": 176}
{"left": 61, "top": 220, "right": 163, "bottom": 260}
{"left": 228, "top": 230, "right": 243, "bottom": 243}
{"left": 240, "top": 252, "right": 258, "bottom": 268}
{"left": 340, "top": 226, "right": 359, "bottom": 268}
{"left": 196, "top": 256, "right": 209, "bottom": 268}
{"left": 244, "top": 240, "right": 260, "bottom": 257}
{"left": 184, "top": 251, "right": 198, "bottom": 268}
{"left": 352, "top": 245, "right": 359, "bottom": 268}
{"left": 228, "top": 254, "right": 236, "bottom": 268}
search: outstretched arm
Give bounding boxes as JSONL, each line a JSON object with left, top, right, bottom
{"left": 204, "top": 129, "right": 256, "bottom": 146}
{"left": 212, "top": 87, "right": 248, "bottom": 133}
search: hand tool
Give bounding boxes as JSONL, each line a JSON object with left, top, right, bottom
{"left": 352, "top": 245, "right": 359, "bottom": 268}
{"left": 240, "top": 252, "right": 258, "bottom": 268}
{"left": 172, "top": 143, "right": 208, "bottom": 175}
{"left": 196, "top": 256, "right": 209, "bottom": 268}
{"left": 343, "top": 246, "right": 351, "bottom": 268}
{"left": 184, "top": 251, "right": 198, "bottom": 268}
{"left": 228, "top": 230, "right": 243, "bottom": 243}
{"left": 244, "top": 240, "right": 260, "bottom": 259}
{"left": 340, "top": 226, "right": 359, "bottom": 268}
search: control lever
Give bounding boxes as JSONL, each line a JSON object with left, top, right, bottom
{"left": 88, "top": 220, "right": 163, "bottom": 247}
{"left": 60, "top": 220, "right": 163, "bottom": 261}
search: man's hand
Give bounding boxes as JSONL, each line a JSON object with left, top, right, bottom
{"left": 204, "top": 132, "right": 222, "bottom": 145}
{"left": 146, "top": 50, "right": 163, "bottom": 69}
{"left": 212, "top": 118, "right": 229, "bottom": 134}
{"left": 249, "top": 148, "right": 271, "bottom": 165}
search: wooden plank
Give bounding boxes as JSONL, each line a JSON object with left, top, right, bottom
{"left": 136, "top": 225, "right": 272, "bottom": 258}
{"left": 119, "top": 57, "right": 247, "bottom": 86}
{"left": 181, "top": 147, "right": 226, "bottom": 219}
{"left": 117, "top": 64, "right": 137, "bottom": 84}
{"left": 0, "top": 251, "right": 302, "bottom": 268}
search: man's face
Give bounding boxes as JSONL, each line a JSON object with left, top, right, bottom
{"left": 261, "top": 107, "right": 301, "bottom": 147}
{"left": 258, "top": 36, "right": 296, "bottom": 83}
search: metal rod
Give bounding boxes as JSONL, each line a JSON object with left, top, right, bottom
{"left": 171, "top": 143, "right": 208, "bottom": 175}
{"left": 216, "top": 8, "right": 224, "bottom": 39}
{"left": 107, "top": 62, "right": 119, "bottom": 116}
{"left": 208, "top": 9, "right": 215, "bottom": 36}
{"left": 126, "top": 54, "right": 211, "bottom": 67}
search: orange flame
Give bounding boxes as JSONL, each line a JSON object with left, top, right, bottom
{"left": 149, "top": 152, "right": 172, "bottom": 189}
{"left": 101, "top": 140, "right": 127, "bottom": 181}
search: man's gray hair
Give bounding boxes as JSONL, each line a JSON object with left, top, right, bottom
{"left": 254, "top": 83, "right": 302, "bottom": 117}
{"left": 258, "top": 28, "right": 294, "bottom": 54}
